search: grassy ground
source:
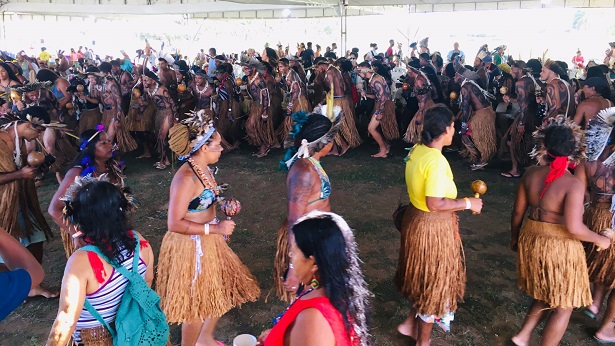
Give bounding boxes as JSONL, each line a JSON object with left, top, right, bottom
{"left": 0, "top": 142, "right": 604, "bottom": 346}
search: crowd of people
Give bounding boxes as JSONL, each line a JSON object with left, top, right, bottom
{"left": 1, "top": 35, "right": 615, "bottom": 346}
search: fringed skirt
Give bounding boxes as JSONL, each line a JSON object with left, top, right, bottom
{"left": 245, "top": 104, "right": 277, "bottom": 148}
{"left": 125, "top": 98, "right": 156, "bottom": 133}
{"left": 462, "top": 107, "right": 497, "bottom": 163}
{"left": 373, "top": 100, "right": 400, "bottom": 141}
{"left": 498, "top": 114, "right": 534, "bottom": 166}
{"left": 277, "top": 95, "right": 311, "bottom": 143}
{"left": 333, "top": 97, "right": 362, "bottom": 154}
{"left": 395, "top": 206, "right": 465, "bottom": 318}
{"left": 102, "top": 108, "right": 137, "bottom": 154}
{"left": 517, "top": 218, "right": 592, "bottom": 308}
{"left": 217, "top": 98, "right": 243, "bottom": 148}
{"left": 585, "top": 203, "right": 615, "bottom": 287}
{"left": 273, "top": 220, "right": 294, "bottom": 303}
{"left": 404, "top": 110, "right": 424, "bottom": 144}
{"left": 60, "top": 227, "right": 76, "bottom": 259}
{"left": 101, "top": 108, "right": 117, "bottom": 130}
{"left": 156, "top": 231, "right": 260, "bottom": 322}
{"left": 77, "top": 108, "right": 102, "bottom": 136}
{"left": 50, "top": 131, "right": 78, "bottom": 175}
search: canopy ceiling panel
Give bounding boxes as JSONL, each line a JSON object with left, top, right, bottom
{"left": 0, "top": 0, "right": 613, "bottom": 17}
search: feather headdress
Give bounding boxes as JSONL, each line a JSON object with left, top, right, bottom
{"left": 168, "top": 109, "right": 215, "bottom": 160}
{"left": 60, "top": 173, "right": 135, "bottom": 223}
{"left": 586, "top": 107, "right": 615, "bottom": 165}
{"left": 280, "top": 86, "right": 342, "bottom": 171}
{"left": 530, "top": 115, "right": 586, "bottom": 164}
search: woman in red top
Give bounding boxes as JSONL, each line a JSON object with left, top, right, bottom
{"left": 258, "top": 211, "right": 371, "bottom": 346}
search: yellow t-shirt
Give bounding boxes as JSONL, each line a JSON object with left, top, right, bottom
{"left": 39, "top": 51, "right": 51, "bottom": 63}
{"left": 405, "top": 144, "right": 457, "bottom": 212}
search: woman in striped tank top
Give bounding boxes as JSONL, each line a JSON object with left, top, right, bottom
{"left": 45, "top": 180, "right": 155, "bottom": 346}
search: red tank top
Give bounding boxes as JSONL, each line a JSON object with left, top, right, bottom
{"left": 264, "top": 296, "right": 356, "bottom": 346}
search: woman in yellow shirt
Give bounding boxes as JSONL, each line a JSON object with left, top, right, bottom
{"left": 396, "top": 105, "right": 482, "bottom": 346}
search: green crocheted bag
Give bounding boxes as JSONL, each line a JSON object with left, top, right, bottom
{"left": 79, "top": 232, "right": 169, "bottom": 346}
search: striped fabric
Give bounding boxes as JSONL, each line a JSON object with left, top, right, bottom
{"left": 73, "top": 250, "right": 147, "bottom": 341}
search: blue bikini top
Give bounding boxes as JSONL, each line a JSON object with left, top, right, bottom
{"left": 187, "top": 162, "right": 218, "bottom": 213}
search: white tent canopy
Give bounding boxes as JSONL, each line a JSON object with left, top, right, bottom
{"left": 1, "top": 0, "right": 614, "bottom": 18}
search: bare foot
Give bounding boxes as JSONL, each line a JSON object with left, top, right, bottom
{"left": 397, "top": 317, "right": 416, "bottom": 340}
{"left": 371, "top": 152, "right": 387, "bottom": 158}
{"left": 511, "top": 335, "right": 528, "bottom": 346}
{"left": 28, "top": 285, "right": 59, "bottom": 299}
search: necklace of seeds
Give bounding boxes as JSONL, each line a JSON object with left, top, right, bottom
{"left": 188, "top": 158, "right": 220, "bottom": 196}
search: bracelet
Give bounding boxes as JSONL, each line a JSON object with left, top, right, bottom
{"left": 204, "top": 223, "right": 210, "bottom": 235}
{"left": 72, "top": 231, "right": 83, "bottom": 239}
{"left": 464, "top": 197, "right": 471, "bottom": 210}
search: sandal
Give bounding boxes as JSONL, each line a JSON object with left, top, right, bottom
{"left": 371, "top": 152, "right": 388, "bottom": 158}
{"left": 500, "top": 171, "right": 521, "bottom": 178}
{"left": 154, "top": 162, "right": 167, "bottom": 170}
{"left": 254, "top": 148, "right": 270, "bottom": 158}
{"left": 582, "top": 307, "right": 597, "bottom": 319}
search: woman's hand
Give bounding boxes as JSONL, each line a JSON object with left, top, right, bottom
{"left": 215, "top": 220, "right": 235, "bottom": 236}
{"left": 256, "top": 329, "right": 272, "bottom": 345}
{"left": 468, "top": 197, "right": 483, "bottom": 214}
{"left": 596, "top": 235, "right": 612, "bottom": 251}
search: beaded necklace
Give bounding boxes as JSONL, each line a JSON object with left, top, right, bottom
{"left": 187, "top": 158, "right": 221, "bottom": 196}
{"left": 146, "top": 84, "right": 159, "bottom": 98}
{"left": 272, "top": 287, "right": 314, "bottom": 325}
{"left": 195, "top": 81, "right": 209, "bottom": 95}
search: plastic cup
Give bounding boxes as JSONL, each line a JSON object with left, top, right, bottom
{"left": 233, "top": 334, "right": 257, "bottom": 346}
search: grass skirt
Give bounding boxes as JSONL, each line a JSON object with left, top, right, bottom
{"left": 585, "top": 203, "right": 615, "bottom": 287}
{"left": 49, "top": 131, "right": 78, "bottom": 175}
{"left": 374, "top": 100, "right": 400, "bottom": 141}
{"left": 498, "top": 113, "right": 535, "bottom": 166}
{"left": 155, "top": 231, "right": 260, "bottom": 322}
{"left": 395, "top": 206, "right": 465, "bottom": 317}
{"left": 217, "top": 98, "right": 243, "bottom": 148}
{"left": 517, "top": 218, "right": 591, "bottom": 308}
{"left": 333, "top": 97, "right": 362, "bottom": 154}
{"left": 462, "top": 107, "right": 497, "bottom": 163}
{"left": 273, "top": 220, "right": 294, "bottom": 303}
{"left": 77, "top": 108, "right": 102, "bottom": 136}
{"left": 125, "top": 98, "right": 156, "bottom": 133}
{"left": 404, "top": 112, "right": 423, "bottom": 144}
{"left": 245, "top": 104, "right": 277, "bottom": 148}
{"left": 276, "top": 95, "right": 311, "bottom": 143}
{"left": 60, "top": 227, "right": 76, "bottom": 259}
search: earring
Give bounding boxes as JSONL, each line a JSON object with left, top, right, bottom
{"left": 310, "top": 278, "right": 320, "bottom": 289}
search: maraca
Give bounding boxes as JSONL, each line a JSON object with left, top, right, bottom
{"left": 449, "top": 91, "right": 458, "bottom": 100}
{"left": 65, "top": 102, "right": 73, "bottom": 109}
{"left": 221, "top": 198, "right": 241, "bottom": 242}
{"left": 132, "top": 88, "right": 141, "bottom": 98}
{"left": 235, "top": 78, "right": 243, "bottom": 86}
{"left": 27, "top": 151, "right": 45, "bottom": 168}
{"left": 402, "top": 83, "right": 409, "bottom": 91}
{"left": 177, "top": 84, "right": 186, "bottom": 93}
{"left": 500, "top": 86, "right": 509, "bottom": 95}
{"left": 76, "top": 84, "right": 84, "bottom": 92}
{"left": 470, "top": 180, "right": 487, "bottom": 215}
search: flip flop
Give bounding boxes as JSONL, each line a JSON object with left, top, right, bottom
{"left": 371, "top": 153, "right": 388, "bottom": 158}
{"left": 594, "top": 335, "right": 615, "bottom": 344}
{"left": 154, "top": 162, "right": 167, "bottom": 170}
{"left": 501, "top": 171, "right": 521, "bottom": 178}
{"left": 582, "top": 308, "right": 597, "bottom": 319}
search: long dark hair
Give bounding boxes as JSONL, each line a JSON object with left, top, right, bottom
{"left": 292, "top": 213, "right": 371, "bottom": 345}
{"left": 0, "top": 62, "right": 21, "bottom": 84}
{"left": 71, "top": 181, "right": 135, "bottom": 263}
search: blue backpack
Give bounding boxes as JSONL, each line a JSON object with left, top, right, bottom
{"left": 79, "top": 232, "right": 169, "bottom": 346}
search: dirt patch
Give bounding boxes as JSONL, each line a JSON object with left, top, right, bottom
{"left": 0, "top": 143, "right": 603, "bottom": 345}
